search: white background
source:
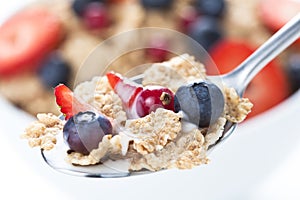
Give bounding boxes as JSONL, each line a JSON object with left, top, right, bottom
{"left": 1, "top": 0, "right": 300, "bottom": 199}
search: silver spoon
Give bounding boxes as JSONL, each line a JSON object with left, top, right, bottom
{"left": 41, "top": 13, "right": 300, "bottom": 178}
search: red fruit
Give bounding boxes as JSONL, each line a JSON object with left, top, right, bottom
{"left": 136, "top": 87, "right": 175, "bottom": 117}
{"left": 208, "top": 39, "right": 290, "bottom": 119}
{"left": 259, "top": 0, "right": 300, "bottom": 32}
{"left": 54, "top": 84, "right": 92, "bottom": 120}
{"left": 244, "top": 60, "right": 290, "bottom": 118}
{"left": 106, "top": 72, "right": 143, "bottom": 108}
{"left": 178, "top": 6, "right": 198, "bottom": 33}
{"left": 82, "top": 2, "right": 109, "bottom": 30}
{"left": 146, "top": 36, "right": 169, "bottom": 62}
{"left": 106, "top": 72, "right": 175, "bottom": 118}
{"left": 0, "top": 7, "right": 63, "bottom": 76}
{"left": 207, "top": 39, "right": 254, "bottom": 75}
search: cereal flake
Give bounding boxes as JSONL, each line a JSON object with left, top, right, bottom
{"left": 125, "top": 108, "right": 182, "bottom": 155}
{"left": 224, "top": 87, "right": 253, "bottom": 123}
{"left": 21, "top": 113, "right": 63, "bottom": 150}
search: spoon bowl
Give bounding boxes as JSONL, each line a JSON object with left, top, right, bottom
{"left": 41, "top": 13, "right": 300, "bottom": 178}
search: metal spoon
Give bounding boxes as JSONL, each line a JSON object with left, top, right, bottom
{"left": 41, "top": 13, "right": 300, "bottom": 178}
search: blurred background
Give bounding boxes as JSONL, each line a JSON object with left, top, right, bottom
{"left": 0, "top": 0, "right": 300, "bottom": 199}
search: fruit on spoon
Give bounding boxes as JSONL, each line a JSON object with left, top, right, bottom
{"left": 63, "top": 111, "right": 112, "bottom": 155}
{"left": 174, "top": 81, "right": 224, "bottom": 128}
{"left": 54, "top": 84, "right": 93, "bottom": 120}
{"left": 106, "top": 72, "right": 175, "bottom": 118}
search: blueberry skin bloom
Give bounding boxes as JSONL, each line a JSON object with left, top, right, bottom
{"left": 63, "top": 111, "right": 112, "bottom": 155}
{"left": 174, "top": 81, "right": 224, "bottom": 128}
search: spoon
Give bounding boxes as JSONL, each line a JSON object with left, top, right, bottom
{"left": 41, "top": 13, "right": 300, "bottom": 178}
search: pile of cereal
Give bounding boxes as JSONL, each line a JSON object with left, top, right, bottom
{"left": 22, "top": 54, "right": 252, "bottom": 171}
{"left": 1, "top": 0, "right": 296, "bottom": 119}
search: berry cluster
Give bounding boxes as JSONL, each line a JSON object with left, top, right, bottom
{"left": 59, "top": 71, "right": 225, "bottom": 154}
{"left": 183, "top": 0, "right": 225, "bottom": 51}
{"left": 142, "top": 0, "right": 225, "bottom": 62}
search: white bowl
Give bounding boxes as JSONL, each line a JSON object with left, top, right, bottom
{"left": 1, "top": 0, "right": 300, "bottom": 199}
{"left": 1, "top": 88, "right": 300, "bottom": 200}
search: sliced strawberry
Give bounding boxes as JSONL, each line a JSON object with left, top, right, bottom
{"left": 106, "top": 72, "right": 143, "bottom": 108}
{"left": 54, "top": 84, "right": 91, "bottom": 120}
{"left": 0, "top": 6, "right": 63, "bottom": 76}
{"left": 106, "top": 72, "right": 121, "bottom": 89}
{"left": 207, "top": 39, "right": 254, "bottom": 75}
{"left": 208, "top": 39, "right": 290, "bottom": 119}
{"left": 259, "top": 0, "right": 300, "bottom": 32}
{"left": 107, "top": 72, "right": 175, "bottom": 118}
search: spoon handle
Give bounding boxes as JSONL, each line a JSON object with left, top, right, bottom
{"left": 223, "top": 13, "right": 300, "bottom": 96}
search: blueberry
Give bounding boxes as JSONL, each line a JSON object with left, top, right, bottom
{"left": 72, "top": 0, "right": 105, "bottom": 16}
{"left": 287, "top": 54, "right": 300, "bottom": 92}
{"left": 63, "top": 111, "right": 112, "bottom": 155}
{"left": 140, "top": 0, "right": 174, "bottom": 9}
{"left": 188, "top": 16, "right": 223, "bottom": 50}
{"left": 195, "top": 0, "right": 226, "bottom": 17}
{"left": 174, "top": 81, "right": 224, "bottom": 128}
{"left": 38, "top": 52, "right": 71, "bottom": 89}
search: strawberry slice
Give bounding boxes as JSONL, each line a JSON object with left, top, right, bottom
{"left": 106, "top": 72, "right": 175, "bottom": 118}
{"left": 208, "top": 39, "right": 290, "bottom": 119}
{"left": 259, "top": 0, "right": 300, "bottom": 32}
{"left": 54, "top": 84, "right": 92, "bottom": 120}
{"left": 106, "top": 72, "right": 143, "bottom": 108}
{"left": 207, "top": 39, "right": 254, "bottom": 75}
{"left": 0, "top": 7, "right": 63, "bottom": 76}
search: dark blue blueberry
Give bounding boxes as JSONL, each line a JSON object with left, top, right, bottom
{"left": 72, "top": 0, "right": 105, "bottom": 16}
{"left": 174, "top": 81, "right": 224, "bottom": 128}
{"left": 38, "top": 52, "right": 71, "bottom": 89}
{"left": 195, "top": 0, "right": 226, "bottom": 17}
{"left": 63, "top": 111, "right": 112, "bottom": 155}
{"left": 287, "top": 54, "right": 300, "bottom": 92}
{"left": 140, "top": 0, "right": 174, "bottom": 9}
{"left": 188, "top": 16, "right": 223, "bottom": 51}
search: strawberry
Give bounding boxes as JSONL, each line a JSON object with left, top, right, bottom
{"left": 54, "top": 84, "right": 92, "bottom": 120}
{"left": 106, "top": 72, "right": 143, "bottom": 108}
{"left": 0, "top": 7, "right": 63, "bottom": 76}
{"left": 207, "top": 39, "right": 254, "bottom": 75}
{"left": 208, "top": 39, "right": 290, "bottom": 119}
{"left": 106, "top": 72, "right": 175, "bottom": 118}
{"left": 259, "top": 0, "right": 300, "bottom": 32}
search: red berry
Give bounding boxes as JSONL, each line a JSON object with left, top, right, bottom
{"left": 82, "top": 2, "right": 109, "bottom": 30}
{"left": 136, "top": 87, "right": 175, "bottom": 117}
{"left": 259, "top": 0, "right": 300, "bottom": 32}
{"left": 106, "top": 72, "right": 143, "bottom": 108}
{"left": 54, "top": 84, "right": 93, "bottom": 119}
{"left": 178, "top": 6, "right": 198, "bottom": 32}
{"left": 259, "top": 0, "right": 300, "bottom": 46}
{"left": 106, "top": 72, "right": 175, "bottom": 118}
{"left": 208, "top": 39, "right": 290, "bottom": 119}
{"left": 0, "top": 7, "right": 63, "bottom": 76}
{"left": 207, "top": 39, "right": 254, "bottom": 75}
{"left": 146, "top": 37, "right": 169, "bottom": 62}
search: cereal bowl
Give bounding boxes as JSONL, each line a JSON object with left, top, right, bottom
{"left": 1, "top": 0, "right": 300, "bottom": 199}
